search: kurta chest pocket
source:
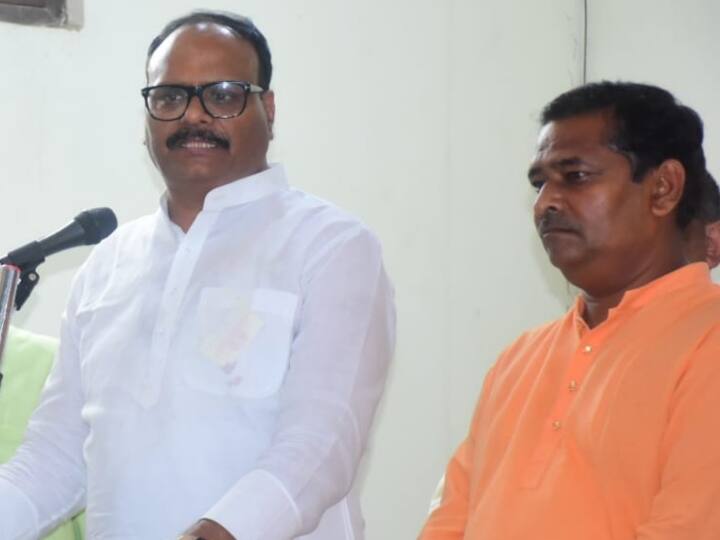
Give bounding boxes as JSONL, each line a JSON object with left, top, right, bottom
{"left": 188, "top": 287, "right": 299, "bottom": 399}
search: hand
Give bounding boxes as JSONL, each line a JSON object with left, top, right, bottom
{"left": 181, "top": 519, "right": 236, "bottom": 540}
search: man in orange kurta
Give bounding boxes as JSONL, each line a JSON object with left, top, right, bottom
{"left": 420, "top": 82, "right": 720, "bottom": 540}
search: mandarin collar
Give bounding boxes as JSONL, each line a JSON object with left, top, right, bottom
{"left": 203, "top": 163, "right": 288, "bottom": 211}
{"left": 155, "top": 163, "right": 288, "bottom": 239}
{"left": 572, "top": 262, "right": 712, "bottom": 333}
{"left": 610, "top": 262, "right": 711, "bottom": 312}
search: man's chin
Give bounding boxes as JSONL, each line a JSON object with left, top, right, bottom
{"left": 545, "top": 247, "right": 586, "bottom": 274}
{"left": 547, "top": 251, "right": 604, "bottom": 294}
{"left": 158, "top": 158, "right": 269, "bottom": 193}
{"left": 161, "top": 161, "right": 228, "bottom": 186}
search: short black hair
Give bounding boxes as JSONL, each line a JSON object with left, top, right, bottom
{"left": 147, "top": 10, "right": 272, "bottom": 90}
{"left": 698, "top": 173, "right": 720, "bottom": 223}
{"left": 541, "top": 81, "right": 707, "bottom": 228}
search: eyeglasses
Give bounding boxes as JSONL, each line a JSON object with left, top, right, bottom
{"left": 141, "top": 80, "right": 265, "bottom": 121}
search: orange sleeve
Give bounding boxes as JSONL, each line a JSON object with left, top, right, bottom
{"left": 635, "top": 331, "right": 720, "bottom": 540}
{"left": 418, "top": 366, "right": 497, "bottom": 539}
{"left": 418, "top": 439, "right": 473, "bottom": 539}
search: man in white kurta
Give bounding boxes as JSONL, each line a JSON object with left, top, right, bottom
{"left": 0, "top": 11, "right": 395, "bottom": 540}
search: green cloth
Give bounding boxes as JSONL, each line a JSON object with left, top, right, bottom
{"left": 0, "top": 327, "right": 85, "bottom": 540}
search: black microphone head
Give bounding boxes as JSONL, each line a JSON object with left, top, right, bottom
{"left": 74, "top": 208, "right": 118, "bottom": 245}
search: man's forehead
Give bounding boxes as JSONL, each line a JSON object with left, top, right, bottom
{"left": 149, "top": 23, "right": 250, "bottom": 65}
{"left": 161, "top": 22, "right": 238, "bottom": 48}
{"left": 147, "top": 22, "right": 257, "bottom": 81}
{"left": 536, "top": 113, "right": 614, "bottom": 152}
{"left": 528, "top": 114, "right": 619, "bottom": 175}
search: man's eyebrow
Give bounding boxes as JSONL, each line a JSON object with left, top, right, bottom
{"left": 555, "top": 157, "right": 585, "bottom": 167}
{"left": 528, "top": 157, "right": 587, "bottom": 179}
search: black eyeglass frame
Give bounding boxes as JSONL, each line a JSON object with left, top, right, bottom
{"left": 140, "top": 80, "right": 266, "bottom": 121}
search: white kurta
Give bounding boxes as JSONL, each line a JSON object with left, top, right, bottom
{"left": 0, "top": 164, "right": 396, "bottom": 540}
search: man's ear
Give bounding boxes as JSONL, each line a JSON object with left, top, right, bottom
{"left": 649, "top": 159, "right": 685, "bottom": 218}
{"left": 261, "top": 90, "right": 275, "bottom": 140}
{"left": 706, "top": 221, "right": 720, "bottom": 269}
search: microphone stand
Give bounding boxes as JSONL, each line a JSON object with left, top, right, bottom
{"left": 0, "top": 265, "right": 20, "bottom": 390}
{"left": 0, "top": 207, "right": 117, "bottom": 390}
{"left": 0, "top": 207, "right": 117, "bottom": 391}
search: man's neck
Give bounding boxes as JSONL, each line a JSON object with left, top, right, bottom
{"left": 164, "top": 174, "right": 241, "bottom": 232}
{"left": 162, "top": 163, "right": 271, "bottom": 232}
{"left": 581, "top": 291, "right": 625, "bottom": 329}
{"left": 166, "top": 192, "right": 204, "bottom": 232}
{"left": 580, "top": 255, "right": 685, "bottom": 328}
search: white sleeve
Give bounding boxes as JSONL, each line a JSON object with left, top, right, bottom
{"left": 204, "top": 227, "right": 396, "bottom": 539}
{"left": 0, "top": 277, "right": 88, "bottom": 539}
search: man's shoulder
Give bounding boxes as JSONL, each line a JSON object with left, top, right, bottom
{"left": 284, "top": 188, "right": 370, "bottom": 228}
{"left": 511, "top": 313, "right": 570, "bottom": 347}
{"left": 668, "top": 284, "right": 720, "bottom": 343}
{"left": 69, "top": 212, "right": 159, "bottom": 295}
{"left": 82, "top": 212, "right": 158, "bottom": 260}
{"left": 101, "top": 212, "right": 158, "bottom": 244}
{"left": 282, "top": 188, "right": 382, "bottom": 249}
{"left": 492, "top": 312, "right": 572, "bottom": 371}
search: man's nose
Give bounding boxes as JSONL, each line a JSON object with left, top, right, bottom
{"left": 533, "top": 180, "right": 564, "bottom": 221}
{"left": 183, "top": 95, "right": 212, "bottom": 123}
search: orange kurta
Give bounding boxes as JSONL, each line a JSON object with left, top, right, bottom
{"left": 421, "top": 263, "right": 720, "bottom": 540}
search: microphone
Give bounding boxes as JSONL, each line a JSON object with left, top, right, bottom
{"left": 0, "top": 207, "right": 118, "bottom": 268}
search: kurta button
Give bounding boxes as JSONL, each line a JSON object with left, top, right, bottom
{"left": 568, "top": 380, "right": 578, "bottom": 392}
{"left": 583, "top": 345, "right": 592, "bottom": 353}
{"left": 552, "top": 420, "right": 562, "bottom": 430}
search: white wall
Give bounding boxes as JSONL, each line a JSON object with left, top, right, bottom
{"left": 0, "top": 1, "right": 717, "bottom": 538}
{"left": 587, "top": 0, "right": 720, "bottom": 204}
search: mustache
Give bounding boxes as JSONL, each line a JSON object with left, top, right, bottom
{"left": 166, "top": 128, "right": 230, "bottom": 150}
{"left": 536, "top": 212, "right": 580, "bottom": 235}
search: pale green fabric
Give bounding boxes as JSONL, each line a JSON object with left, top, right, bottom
{"left": 0, "top": 327, "right": 84, "bottom": 540}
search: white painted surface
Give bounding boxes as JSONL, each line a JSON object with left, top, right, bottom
{"left": 0, "top": 1, "right": 716, "bottom": 537}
